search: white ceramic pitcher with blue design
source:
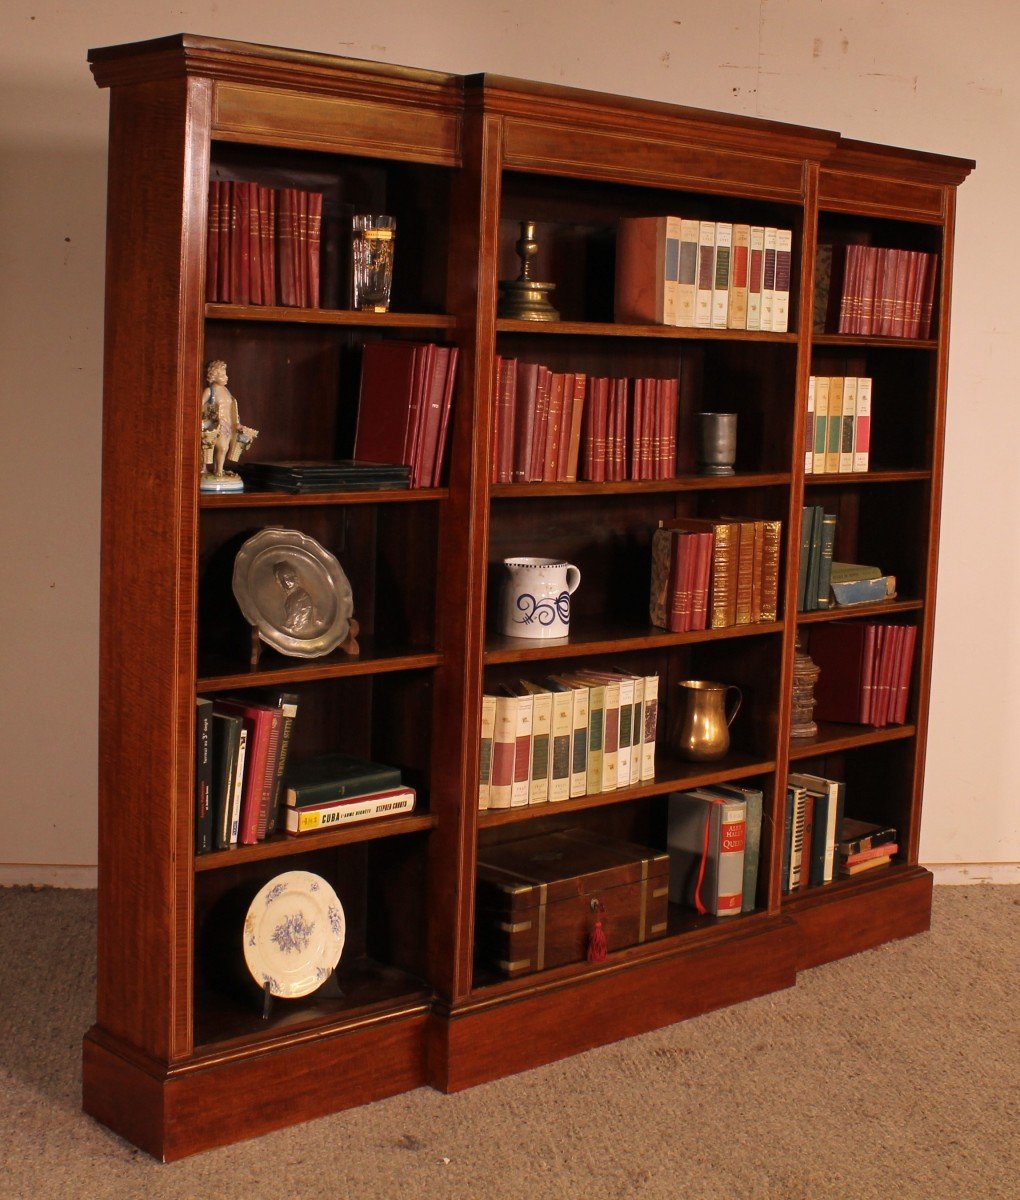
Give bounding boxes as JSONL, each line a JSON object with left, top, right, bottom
{"left": 499, "top": 556, "right": 581, "bottom": 639}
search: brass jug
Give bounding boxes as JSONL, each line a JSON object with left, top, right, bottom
{"left": 672, "top": 679, "right": 743, "bottom": 761}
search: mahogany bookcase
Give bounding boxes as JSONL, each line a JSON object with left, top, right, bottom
{"left": 85, "top": 34, "right": 972, "bottom": 1159}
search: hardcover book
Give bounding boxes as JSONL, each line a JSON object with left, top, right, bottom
{"left": 283, "top": 752, "right": 402, "bottom": 808}
{"left": 667, "top": 789, "right": 747, "bottom": 916}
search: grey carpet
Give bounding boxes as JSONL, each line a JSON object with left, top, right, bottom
{"left": 1, "top": 885, "right": 1017, "bottom": 1199}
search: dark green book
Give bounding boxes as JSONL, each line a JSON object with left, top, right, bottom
{"left": 805, "top": 505, "right": 825, "bottom": 613}
{"left": 715, "top": 782, "right": 764, "bottom": 912}
{"left": 283, "top": 752, "right": 402, "bottom": 808}
{"left": 816, "top": 512, "right": 837, "bottom": 608}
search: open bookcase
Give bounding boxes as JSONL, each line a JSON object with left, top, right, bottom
{"left": 85, "top": 35, "right": 972, "bottom": 1159}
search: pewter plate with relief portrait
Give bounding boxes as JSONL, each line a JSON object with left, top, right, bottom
{"left": 232, "top": 527, "right": 353, "bottom": 658}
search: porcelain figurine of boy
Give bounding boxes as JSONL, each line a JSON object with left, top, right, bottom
{"left": 200, "top": 360, "right": 258, "bottom": 492}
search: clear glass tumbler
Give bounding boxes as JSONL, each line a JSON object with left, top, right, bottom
{"left": 351, "top": 214, "right": 396, "bottom": 311}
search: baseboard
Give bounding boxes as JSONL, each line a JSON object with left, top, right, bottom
{"left": 0, "top": 864, "right": 98, "bottom": 889}
{"left": 926, "top": 863, "right": 1020, "bottom": 885}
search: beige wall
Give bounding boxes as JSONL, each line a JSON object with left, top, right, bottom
{"left": 1, "top": 1, "right": 1014, "bottom": 883}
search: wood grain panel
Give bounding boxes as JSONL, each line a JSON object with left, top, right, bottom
{"left": 503, "top": 117, "right": 807, "bottom": 197}
{"left": 785, "top": 866, "right": 933, "bottom": 970}
{"left": 85, "top": 1015, "right": 429, "bottom": 1161}
{"left": 433, "top": 918, "right": 796, "bottom": 1091}
{"left": 819, "top": 171, "right": 945, "bottom": 220}
{"left": 214, "top": 83, "right": 460, "bottom": 163}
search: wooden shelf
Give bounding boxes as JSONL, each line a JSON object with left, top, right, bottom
{"left": 812, "top": 333, "right": 938, "bottom": 350}
{"left": 477, "top": 751, "right": 774, "bottom": 827}
{"left": 788, "top": 721, "right": 916, "bottom": 759}
{"left": 201, "top": 487, "right": 447, "bottom": 508}
{"left": 206, "top": 303, "right": 456, "bottom": 330}
{"left": 497, "top": 318, "right": 798, "bottom": 342}
{"left": 797, "top": 598, "right": 924, "bottom": 624}
{"left": 491, "top": 473, "right": 790, "bottom": 499}
{"left": 485, "top": 619, "right": 783, "bottom": 664}
{"left": 780, "top": 858, "right": 907, "bottom": 909}
{"left": 192, "top": 956, "right": 433, "bottom": 1053}
{"left": 804, "top": 470, "right": 931, "bottom": 486}
{"left": 195, "top": 812, "right": 438, "bottom": 871}
{"left": 197, "top": 639, "right": 441, "bottom": 692}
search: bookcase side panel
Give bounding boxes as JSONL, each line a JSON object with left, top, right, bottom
{"left": 907, "top": 186, "right": 958, "bottom": 863}
{"left": 426, "top": 109, "right": 504, "bottom": 1003}
{"left": 94, "top": 75, "right": 211, "bottom": 1062}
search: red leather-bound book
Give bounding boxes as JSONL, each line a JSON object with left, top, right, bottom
{"left": 544, "top": 373, "right": 566, "bottom": 482}
{"left": 859, "top": 622, "right": 879, "bottom": 723}
{"left": 664, "top": 378, "right": 679, "bottom": 479}
{"left": 556, "top": 372, "right": 576, "bottom": 481}
{"left": 668, "top": 532, "right": 697, "bottom": 633}
{"left": 307, "top": 191, "right": 323, "bottom": 307}
{"left": 894, "top": 624, "right": 918, "bottom": 724}
{"left": 248, "top": 182, "right": 263, "bottom": 306}
{"left": 511, "top": 361, "right": 538, "bottom": 483}
{"left": 919, "top": 252, "right": 938, "bottom": 338}
{"left": 810, "top": 622, "right": 872, "bottom": 724}
{"left": 431, "top": 346, "right": 460, "bottom": 487}
{"left": 277, "top": 188, "right": 297, "bottom": 307}
{"left": 491, "top": 356, "right": 502, "bottom": 485}
{"left": 528, "top": 366, "right": 551, "bottom": 482}
{"left": 564, "top": 372, "right": 586, "bottom": 483}
{"left": 354, "top": 340, "right": 429, "bottom": 471}
{"left": 614, "top": 378, "right": 629, "bottom": 481}
{"left": 872, "top": 624, "right": 898, "bottom": 727}
{"left": 231, "top": 180, "right": 251, "bottom": 306}
{"left": 218, "top": 181, "right": 233, "bottom": 302}
{"left": 260, "top": 186, "right": 276, "bottom": 306}
{"left": 415, "top": 344, "right": 450, "bottom": 488}
{"left": 495, "top": 356, "right": 517, "bottom": 484}
{"left": 213, "top": 700, "right": 279, "bottom": 844}
{"left": 630, "top": 379, "right": 645, "bottom": 480}
{"left": 690, "top": 531, "right": 714, "bottom": 631}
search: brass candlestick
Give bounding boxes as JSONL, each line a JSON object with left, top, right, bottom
{"left": 790, "top": 636, "right": 820, "bottom": 739}
{"left": 497, "top": 220, "right": 560, "bottom": 321}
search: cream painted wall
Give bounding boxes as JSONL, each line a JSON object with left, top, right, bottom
{"left": 1, "top": 1, "right": 1015, "bottom": 883}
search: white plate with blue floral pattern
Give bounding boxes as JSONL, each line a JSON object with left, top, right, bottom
{"left": 243, "top": 870, "right": 346, "bottom": 998}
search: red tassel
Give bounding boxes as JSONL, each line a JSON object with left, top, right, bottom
{"left": 587, "top": 906, "right": 607, "bottom": 962}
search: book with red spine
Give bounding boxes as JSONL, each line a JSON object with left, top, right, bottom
{"left": 213, "top": 699, "right": 277, "bottom": 844}
{"left": 307, "top": 191, "right": 323, "bottom": 307}
{"left": 414, "top": 344, "right": 451, "bottom": 488}
{"left": 870, "top": 625, "right": 893, "bottom": 727}
{"left": 354, "top": 340, "right": 429, "bottom": 475}
{"left": 248, "top": 182, "right": 263, "bottom": 306}
{"left": 810, "top": 622, "right": 873, "bottom": 725}
{"left": 231, "top": 180, "right": 251, "bottom": 306}
{"left": 893, "top": 624, "right": 918, "bottom": 724}
{"left": 837, "top": 243, "right": 860, "bottom": 334}
{"left": 261, "top": 185, "right": 277, "bottom": 306}
{"left": 664, "top": 378, "right": 679, "bottom": 479}
{"left": 668, "top": 532, "right": 697, "bottom": 633}
{"left": 528, "top": 366, "right": 551, "bottom": 481}
{"left": 727, "top": 223, "right": 750, "bottom": 330}
{"left": 690, "top": 531, "right": 714, "bottom": 631}
{"left": 919, "top": 252, "right": 938, "bottom": 338}
{"left": 218, "top": 181, "right": 233, "bottom": 302}
{"left": 564, "top": 372, "right": 586, "bottom": 482}
{"left": 494, "top": 356, "right": 517, "bottom": 484}
{"left": 556, "top": 372, "right": 576, "bottom": 481}
{"left": 746, "top": 225, "right": 764, "bottom": 331}
{"left": 277, "top": 188, "right": 297, "bottom": 307}
{"left": 431, "top": 346, "right": 460, "bottom": 487}
{"left": 487, "top": 694, "right": 516, "bottom": 810}
{"left": 859, "top": 621, "right": 879, "bottom": 724}
{"left": 639, "top": 379, "right": 654, "bottom": 480}
{"left": 614, "top": 378, "right": 629, "bottom": 481}
{"left": 584, "top": 378, "right": 609, "bottom": 482}
{"left": 629, "top": 378, "right": 645, "bottom": 480}
{"left": 544, "top": 373, "right": 566, "bottom": 482}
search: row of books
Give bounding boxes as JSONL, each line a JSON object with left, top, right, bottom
{"left": 784, "top": 774, "right": 899, "bottom": 892}
{"left": 798, "top": 506, "right": 836, "bottom": 612}
{"left": 353, "top": 340, "right": 459, "bottom": 488}
{"left": 479, "top": 671, "right": 660, "bottom": 811}
{"left": 491, "top": 360, "right": 682, "bottom": 485}
{"left": 805, "top": 376, "right": 872, "bottom": 475}
{"left": 810, "top": 621, "right": 918, "bottom": 728}
{"left": 650, "top": 516, "right": 782, "bottom": 632}
{"left": 666, "top": 784, "right": 763, "bottom": 916}
{"left": 615, "top": 216, "right": 794, "bottom": 332}
{"left": 205, "top": 180, "right": 323, "bottom": 308}
{"left": 194, "top": 691, "right": 299, "bottom": 852}
{"left": 281, "top": 752, "right": 416, "bottom": 835}
{"left": 827, "top": 244, "right": 938, "bottom": 338}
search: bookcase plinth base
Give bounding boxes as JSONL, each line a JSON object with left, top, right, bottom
{"left": 786, "top": 865, "right": 933, "bottom": 971}
{"left": 430, "top": 917, "right": 798, "bottom": 1093}
{"left": 83, "top": 1011, "right": 430, "bottom": 1162}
